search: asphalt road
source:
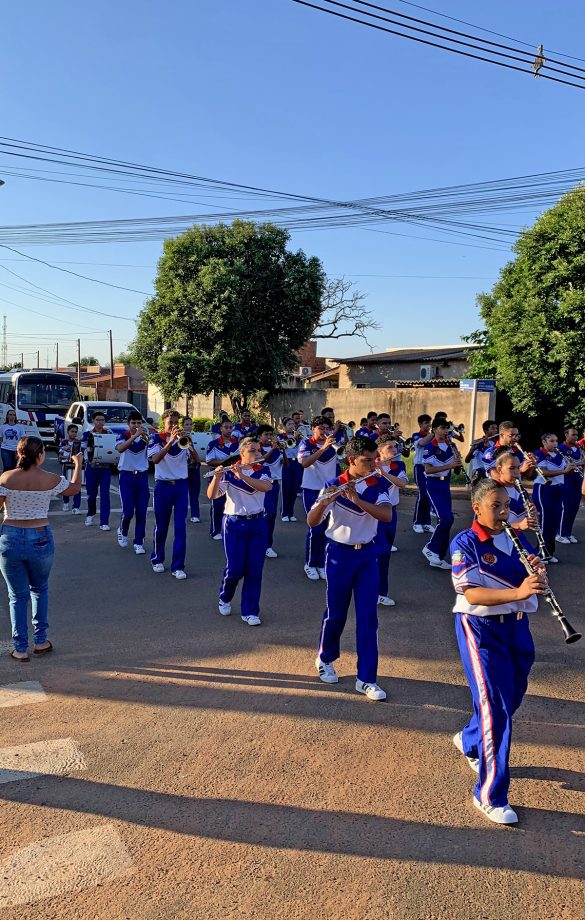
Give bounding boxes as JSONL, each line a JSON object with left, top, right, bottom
{"left": 0, "top": 458, "right": 583, "bottom": 920}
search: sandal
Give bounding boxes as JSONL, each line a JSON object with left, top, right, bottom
{"left": 10, "top": 650, "right": 30, "bottom": 662}
{"left": 33, "top": 641, "right": 53, "bottom": 656}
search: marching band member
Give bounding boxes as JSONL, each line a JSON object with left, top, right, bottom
{"left": 375, "top": 413, "right": 392, "bottom": 437}
{"left": 82, "top": 411, "right": 112, "bottom": 531}
{"left": 531, "top": 433, "right": 576, "bottom": 563}
{"left": 257, "top": 424, "right": 282, "bottom": 558}
{"left": 464, "top": 419, "right": 498, "bottom": 481}
{"left": 58, "top": 423, "right": 82, "bottom": 514}
{"left": 411, "top": 413, "right": 434, "bottom": 534}
{"left": 450, "top": 477, "right": 547, "bottom": 824}
{"left": 206, "top": 418, "right": 240, "bottom": 540}
{"left": 421, "top": 418, "right": 459, "bottom": 569}
{"left": 321, "top": 407, "right": 348, "bottom": 446}
{"left": 147, "top": 409, "right": 196, "bottom": 578}
{"left": 376, "top": 434, "right": 408, "bottom": 607}
{"left": 434, "top": 412, "right": 464, "bottom": 444}
{"left": 0, "top": 409, "right": 26, "bottom": 471}
{"left": 115, "top": 410, "right": 150, "bottom": 554}
{"left": 355, "top": 412, "right": 378, "bottom": 440}
{"left": 308, "top": 435, "right": 392, "bottom": 701}
{"left": 557, "top": 425, "right": 584, "bottom": 544}
{"left": 489, "top": 449, "right": 538, "bottom": 530}
{"left": 298, "top": 416, "right": 338, "bottom": 580}
{"left": 207, "top": 435, "right": 272, "bottom": 626}
{"left": 481, "top": 421, "right": 534, "bottom": 475}
{"left": 211, "top": 413, "right": 230, "bottom": 436}
{"left": 233, "top": 409, "right": 258, "bottom": 440}
{"left": 279, "top": 418, "right": 301, "bottom": 522}
{"left": 291, "top": 410, "right": 312, "bottom": 438}
{"left": 181, "top": 416, "right": 201, "bottom": 523}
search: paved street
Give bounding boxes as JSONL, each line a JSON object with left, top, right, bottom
{"left": 0, "top": 461, "right": 583, "bottom": 919}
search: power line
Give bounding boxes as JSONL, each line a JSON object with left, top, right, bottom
{"left": 0, "top": 245, "right": 150, "bottom": 296}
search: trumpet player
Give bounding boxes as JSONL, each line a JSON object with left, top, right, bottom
{"left": 257, "top": 424, "right": 283, "bottom": 557}
{"left": 321, "top": 407, "right": 348, "bottom": 446}
{"left": 206, "top": 418, "right": 240, "bottom": 540}
{"left": 481, "top": 421, "right": 535, "bottom": 475}
{"left": 557, "top": 425, "right": 584, "bottom": 544}
{"left": 375, "top": 435, "right": 409, "bottom": 606}
{"left": 411, "top": 413, "right": 434, "bottom": 534}
{"left": 308, "top": 435, "right": 392, "bottom": 701}
{"left": 279, "top": 418, "right": 301, "bottom": 522}
{"left": 298, "top": 416, "right": 339, "bottom": 580}
{"left": 421, "top": 418, "right": 460, "bottom": 569}
{"left": 233, "top": 409, "right": 258, "bottom": 440}
{"left": 532, "top": 433, "right": 577, "bottom": 561}
{"left": 147, "top": 409, "right": 194, "bottom": 579}
{"left": 115, "top": 410, "right": 150, "bottom": 553}
{"left": 180, "top": 416, "right": 202, "bottom": 523}
{"left": 464, "top": 420, "right": 498, "bottom": 480}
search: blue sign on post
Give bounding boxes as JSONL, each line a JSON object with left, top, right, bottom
{"left": 459, "top": 379, "right": 495, "bottom": 393}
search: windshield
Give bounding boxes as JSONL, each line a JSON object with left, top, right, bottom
{"left": 88, "top": 406, "right": 140, "bottom": 424}
{"left": 17, "top": 376, "right": 78, "bottom": 411}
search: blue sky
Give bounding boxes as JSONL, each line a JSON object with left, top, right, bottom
{"left": 1, "top": 0, "right": 584, "bottom": 366}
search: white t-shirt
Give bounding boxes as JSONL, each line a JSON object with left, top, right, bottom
{"left": 0, "top": 423, "right": 26, "bottom": 451}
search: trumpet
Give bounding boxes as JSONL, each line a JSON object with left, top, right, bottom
{"left": 177, "top": 432, "right": 193, "bottom": 450}
{"left": 283, "top": 436, "right": 298, "bottom": 448}
{"left": 134, "top": 427, "right": 150, "bottom": 443}
{"left": 334, "top": 444, "right": 347, "bottom": 458}
{"left": 502, "top": 522, "right": 581, "bottom": 644}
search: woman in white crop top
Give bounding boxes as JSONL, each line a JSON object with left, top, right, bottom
{"left": 0, "top": 435, "right": 82, "bottom": 661}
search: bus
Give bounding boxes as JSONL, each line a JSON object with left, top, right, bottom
{"left": 0, "top": 369, "right": 80, "bottom": 446}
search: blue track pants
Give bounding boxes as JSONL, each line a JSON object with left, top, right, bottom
{"left": 220, "top": 514, "right": 267, "bottom": 617}
{"left": 151, "top": 478, "right": 188, "bottom": 571}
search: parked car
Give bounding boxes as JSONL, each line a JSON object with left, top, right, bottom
{"left": 54, "top": 401, "right": 157, "bottom": 446}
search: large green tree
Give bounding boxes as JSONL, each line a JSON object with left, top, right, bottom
{"left": 467, "top": 187, "right": 585, "bottom": 419}
{"left": 132, "top": 221, "right": 325, "bottom": 413}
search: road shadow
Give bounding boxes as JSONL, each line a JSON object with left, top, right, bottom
{"left": 509, "top": 766, "right": 585, "bottom": 793}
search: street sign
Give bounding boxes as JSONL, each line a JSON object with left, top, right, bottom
{"left": 459, "top": 379, "right": 495, "bottom": 393}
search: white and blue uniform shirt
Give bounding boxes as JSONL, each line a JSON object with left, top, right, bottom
{"left": 412, "top": 431, "right": 431, "bottom": 465}
{"left": 533, "top": 448, "right": 567, "bottom": 487}
{"left": 482, "top": 440, "right": 525, "bottom": 472}
{"left": 379, "top": 459, "right": 408, "bottom": 506}
{"left": 206, "top": 435, "right": 240, "bottom": 465}
{"left": 451, "top": 521, "right": 539, "bottom": 617}
{"left": 233, "top": 422, "right": 258, "bottom": 440}
{"left": 217, "top": 464, "right": 272, "bottom": 515}
{"left": 147, "top": 432, "right": 188, "bottom": 481}
{"left": 261, "top": 445, "right": 283, "bottom": 481}
{"left": 116, "top": 430, "right": 149, "bottom": 473}
{"left": 558, "top": 442, "right": 582, "bottom": 478}
{"left": 492, "top": 482, "right": 526, "bottom": 525}
{"left": 318, "top": 471, "right": 390, "bottom": 545}
{"left": 0, "top": 423, "right": 26, "bottom": 451}
{"left": 423, "top": 438, "right": 454, "bottom": 480}
{"left": 298, "top": 437, "right": 338, "bottom": 490}
{"left": 355, "top": 426, "right": 378, "bottom": 441}
{"left": 468, "top": 439, "right": 494, "bottom": 476}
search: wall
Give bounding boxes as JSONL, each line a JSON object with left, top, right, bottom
{"left": 147, "top": 383, "right": 217, "bottom": 421}
{"left": 339, "top": 359, "right": 470, "bottom": 388}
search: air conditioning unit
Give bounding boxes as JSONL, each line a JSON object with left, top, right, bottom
{"left": 299, "top": 366, "right": 313, "bottom": 378}
{"left": 419, "top": 364, "right": 434, "bottom": 380}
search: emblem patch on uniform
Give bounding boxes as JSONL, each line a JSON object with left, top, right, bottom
{"left": 452, "top": 551, "right": 466, "bottom": 565}
{"left": 481, "top": 552, "right": 497, "bottom": 565}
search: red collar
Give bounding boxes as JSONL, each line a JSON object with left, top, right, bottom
{"left": 219, "top": 436, "right": 237, "bottom": 446}
{"left": 309, "top": 435, "right": 326, "bottom": 447}
{"left": 471, "top": 520, "right": 496, "bottom": 542}
{"left": 337, "top": 470, "right": 378, "bottom": 487}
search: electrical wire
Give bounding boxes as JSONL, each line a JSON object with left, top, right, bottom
{"left": 0, "top": 245, "right": 149, "bottom": 296}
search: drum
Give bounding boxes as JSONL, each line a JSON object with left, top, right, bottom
{"left": 86, "top": 433, "right": 118, "bottom": 465}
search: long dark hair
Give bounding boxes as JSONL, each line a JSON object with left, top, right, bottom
{"left": 16, "top": 436, "right": 45, "bottom": 470}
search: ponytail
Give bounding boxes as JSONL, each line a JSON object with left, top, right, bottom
{"left": 16, "top": 436, "right": 44, "bottom": 470}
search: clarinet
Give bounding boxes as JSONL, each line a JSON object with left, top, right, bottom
{"left": 513, "top": 477, "right": 552, "bottom": 562}
{"left": 448, "top": 437, "right": 472, "bottom": 485}
{"left": 502, "top": 522, "right": 582, "bottom": 644}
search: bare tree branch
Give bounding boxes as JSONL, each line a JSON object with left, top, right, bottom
{"left": 312, "top": 277, "right": 380, "bottom": 350}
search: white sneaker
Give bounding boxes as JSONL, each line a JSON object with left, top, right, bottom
{"left": 117, "top": 532, "right": 128, "bottom": 548}
{"left": 63, "top": 503, "right": 70, "bottom": 511}
{"left": 473, "top": 797, "right": 518, "bottom": 825}
{"left": 134, "top": 544, "right": 146, "bottom": 555}
{"left": 452, "top": 731, "right": 480, "bottom": 773}
{"left": 423, "top": 524, "right": 435, "bottom": 533}
{"left": 317, "top": 567, "right": 326, "bottom": 580}
{"left": 172, "top": 569, "right": 187, "bottom": 580}
{"left": 569, "top": 535, "right": 578, "bottom": 544}
{"left": 241, "top": 614, "right": 261, "bottom": 626}
{"left": 190, "top": 516, "right": 200, "bottom": 523}
{"left": 85, "top": 516, "right": 94, "bottom": 526}
{"left": 391, "top": 545, "right": 398, "bottom": 553}
{"left": 555, "top": 535, "right": 571, "bottom": 545}
{"left": 412, "top": 524, "right": 424, "bottom": 534}
{"left": 378, "top": 595, "right": 396, "bottom": 607}
{"left": 72, "top": 508, "right": 81, "bottom": 515}
{"left": 547, "top": 555, "right": 559, "bottom": 564}
{"left": 281, "top": 516, "right": 290, "bottom": 523}
{"left": 355, "top": 679, "right": 387, "bottom": 701}
{"left": 99, "top": 524, "right": 111, "bottom": 532}
{"left": 218, "top": 601, "right": 232, "bottom": 616}
{"left": 422, "top": 546, "right": 452, "bottom": 569}
{"left": 289, "top": 516, "right": 297, "bottom": 522}
{"left": 315, "top": 656, "right": 338, "bottom": 683}
{"left": 265, "top": 547, "right": 278, "bottom": 558}
{"left": 212, "top": 533, "right": 223, "bottom": 541}
{"left": 304, "top": 565, "right": 320, "bottom": 581}
{"left": 152, "top": 563, "right": 165, "bottom": 574}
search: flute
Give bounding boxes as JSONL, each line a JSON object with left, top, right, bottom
{"left": 203, "top": 458, "right": 267, "bottom": 479}
{"left": 502, "top": 522, "right": 581, "bottom": 644}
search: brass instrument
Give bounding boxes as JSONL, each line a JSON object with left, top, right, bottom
{"left": 177, "top": 430, "right": 194, "bottom": 450}
{"left": 285, "top": 436, "right": 298, "bottom": 449}
{"left": 334, "top": 444, "right": 346, "bottom": 458}
{"left": 134, "top": 427, "right": 149, "bottom": 444}
{"left": 502, "top": 522, "right": 581, "bottom": 644}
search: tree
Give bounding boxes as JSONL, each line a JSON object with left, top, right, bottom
{"left": 313, "top": 277, "right": 380, "bottom": 348}
{"left": 132, "top": 221, "right": 324, "bottom": 413}
{"left": 68, "top": 356, "right": 100, "bottom": 368}
{"left": 466, "top": 187, "right": 585, "bottom": 419}
{"left": 113, "top": 350, "right": 134, "bottom": 365}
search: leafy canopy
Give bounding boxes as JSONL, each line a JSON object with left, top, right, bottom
{"left": 132, "top": 221, "right": 324, "bottom": 410}
{"left": 467, "top": 187, "right": 585, "bottom": 419}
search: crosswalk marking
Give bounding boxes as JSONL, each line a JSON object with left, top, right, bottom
{"left": 0, "top": 737, "right": 86, "bottom": 785}
{"left": 0, "top": 824, "right": 133, "bottom": 909}
{"left": 0, "top": 681, "right": 48, "bottom": 708}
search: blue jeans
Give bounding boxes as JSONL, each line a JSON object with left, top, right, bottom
{"left": 0, "top": 525, "right": 55, "bottom": 653}
{"left": 1, "top": 448, "right": 17, "bottom": 471}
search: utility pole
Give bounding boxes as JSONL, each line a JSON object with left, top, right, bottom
{"left": 1, "top": 316, "right": 6, "bottom": 368}
{"left": 77, "top": 339, "right": 81, "bottom": 389}
{"left": 20, "top": 352, "right": 24, "bottom": 369}
{"left": 55, "top": 342, "right": 59, "bottom": 371}
{"left": 108, "top": 329, "right": 114, "bottom": 388}
{"left": 36, "top": 350, "right": 40, "bottom": 369}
